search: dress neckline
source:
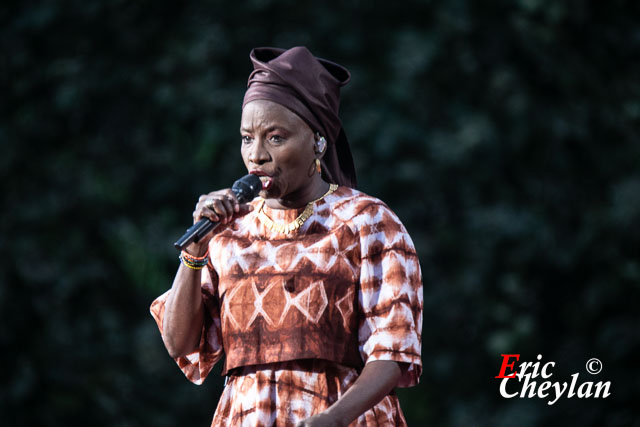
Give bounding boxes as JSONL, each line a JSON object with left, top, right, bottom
{"left": 255, "top": 184, "right": 339, "bottom": 232}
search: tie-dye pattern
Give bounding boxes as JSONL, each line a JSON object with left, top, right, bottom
{"left": 151, "top": 186, "right": 423, "bottom": 426}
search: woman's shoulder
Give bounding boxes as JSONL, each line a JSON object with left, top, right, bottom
{"left": 326, "top": 186, "right": 403, "bottom": 227}
{"left": 329, "top": 185, "right": 386, "bottom": 209}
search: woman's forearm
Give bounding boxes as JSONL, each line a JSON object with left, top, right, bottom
{"left": 161, "top": 263, "right": 205, "bottom": 358}
{"left": 161, "top": 188, "right": 240, "bottom": 359}
{"left": 304, "top": 360, "right": 401, "bottom": 426}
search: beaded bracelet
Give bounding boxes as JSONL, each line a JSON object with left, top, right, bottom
{"left": 179, "top": 254, "right": 208, "bottom": 270}
{"left": 179, "top": 250, "right": 209, "bottom": 270}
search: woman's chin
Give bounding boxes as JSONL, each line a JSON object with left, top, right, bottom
{"left": 259, "top": 187, "right": 279, "bottom": 200}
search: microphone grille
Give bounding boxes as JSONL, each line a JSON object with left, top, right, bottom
{"left": 232, "top": 174, "right": 262, "bottom": 203}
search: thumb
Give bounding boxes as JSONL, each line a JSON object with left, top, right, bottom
{"left": 237, "top": 203, "right": 254, "bottom": 217}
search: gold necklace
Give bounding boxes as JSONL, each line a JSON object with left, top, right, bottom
{"left": 257, "top": 184, "right": 338, "bottom": 234}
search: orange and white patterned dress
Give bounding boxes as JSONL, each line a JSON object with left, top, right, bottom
{"left": 151, "top": 186, "right": 423, "bottom": 426}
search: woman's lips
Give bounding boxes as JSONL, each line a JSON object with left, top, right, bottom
{"left": 250, "top": 171, "right": 273, "bottom": 190}
{"left": 259, "top": 176, "right": 273, "bottom": 190}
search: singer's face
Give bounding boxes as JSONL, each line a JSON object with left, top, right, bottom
{"left": 240, "top": 100, "right": 318, "bottom": 206}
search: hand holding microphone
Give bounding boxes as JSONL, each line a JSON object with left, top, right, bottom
{"left": 174, "top": 174, "right": 262, "bottom": 252}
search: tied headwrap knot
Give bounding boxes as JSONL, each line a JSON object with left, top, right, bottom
{"left": 242, "top": 46, "right": 357, "bottom": 188}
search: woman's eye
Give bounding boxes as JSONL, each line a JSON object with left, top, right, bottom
{"left": 241, "top": 135, "right": 252, "bottom": 144}
{"left": 269, "top": 135, "right": 283, "bottom": 143}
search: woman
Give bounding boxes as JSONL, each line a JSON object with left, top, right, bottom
{"left": 151, "top": 47, "right": 423, "bottom": 426}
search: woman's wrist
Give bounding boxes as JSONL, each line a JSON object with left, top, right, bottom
{"left": 296, "top": 410, "right": 347, "bottom": 427}
{"left": 179, "top": 248, "right": 209, "bottom": 270}
{"left": 322, "top": 403, "right": 350, "bottom": 427}
{"left": 323, "top": 408, "right": 348, "bottom": 427}
{"left": 183, "top": 242, "right": 209, "bottom": 258}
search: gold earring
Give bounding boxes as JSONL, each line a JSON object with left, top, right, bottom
{"left": 315, "top": 159, "right": 321, "bottom": 174}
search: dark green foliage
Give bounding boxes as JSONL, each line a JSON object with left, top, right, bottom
{"left": 1, "top": 0, "right": 638, "bottom": 425}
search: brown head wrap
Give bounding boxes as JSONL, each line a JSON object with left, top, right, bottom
{"left": 242, "top": 46, "right": 357, "bottom": 188}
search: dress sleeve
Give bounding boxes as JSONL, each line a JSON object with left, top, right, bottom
{"left": 149, "top": 263, "right": 224, "bottom": 385}
{"left": 356, "top": 202, "right": 423, "bottom": 388}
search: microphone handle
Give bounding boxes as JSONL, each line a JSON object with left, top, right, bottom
{"left": 173, "top": 217, "right": 220, "bottom": 251}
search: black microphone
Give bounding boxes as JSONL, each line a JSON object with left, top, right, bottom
{"left": 174, "top": 174, "right": 262, "bottom": 251}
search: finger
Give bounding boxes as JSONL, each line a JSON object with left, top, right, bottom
{"left": 195, "top": 197, "right": 218, "bottom": 218}
{"left": 219, "top": 196, "right": 236, "bottom": 221}
{"left": 237, "top": 203, "right": 254, "bottom": 216}
{"left": 220, "top": 189, "right": 240, "bottom": 213}
{"left": 231, "top": 194, "right": 240, "bottom": 213}
{"left": 202, "top": 207, "right": 221, "bottom": 222}
{"left": 198, "top": 194, "right": 214, "bottom": 205}
{"left": 196, "top": 196, "right": 215, "bottom": 216}
{"left": 209, "top": 198, "right": 234, "bottom": 223}
{"left": 194, "top": 207, "right": 219, "bottom": 223}
{"left": 198, "top": 197, "right": 222, "bottom": 213}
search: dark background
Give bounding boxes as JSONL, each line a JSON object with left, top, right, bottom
{"left": 2, "top": 0, "right": 638, "bottom": 425}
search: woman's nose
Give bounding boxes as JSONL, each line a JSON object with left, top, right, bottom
{"left": 248, "top": 140, "right": 270, "bottom": 164}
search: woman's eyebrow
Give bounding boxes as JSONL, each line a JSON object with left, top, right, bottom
{"left": 265, "top": 125, "right": 289, "bottom": 133}
{"left": 240, "top": 125, "right": 288, "bottom": 133}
